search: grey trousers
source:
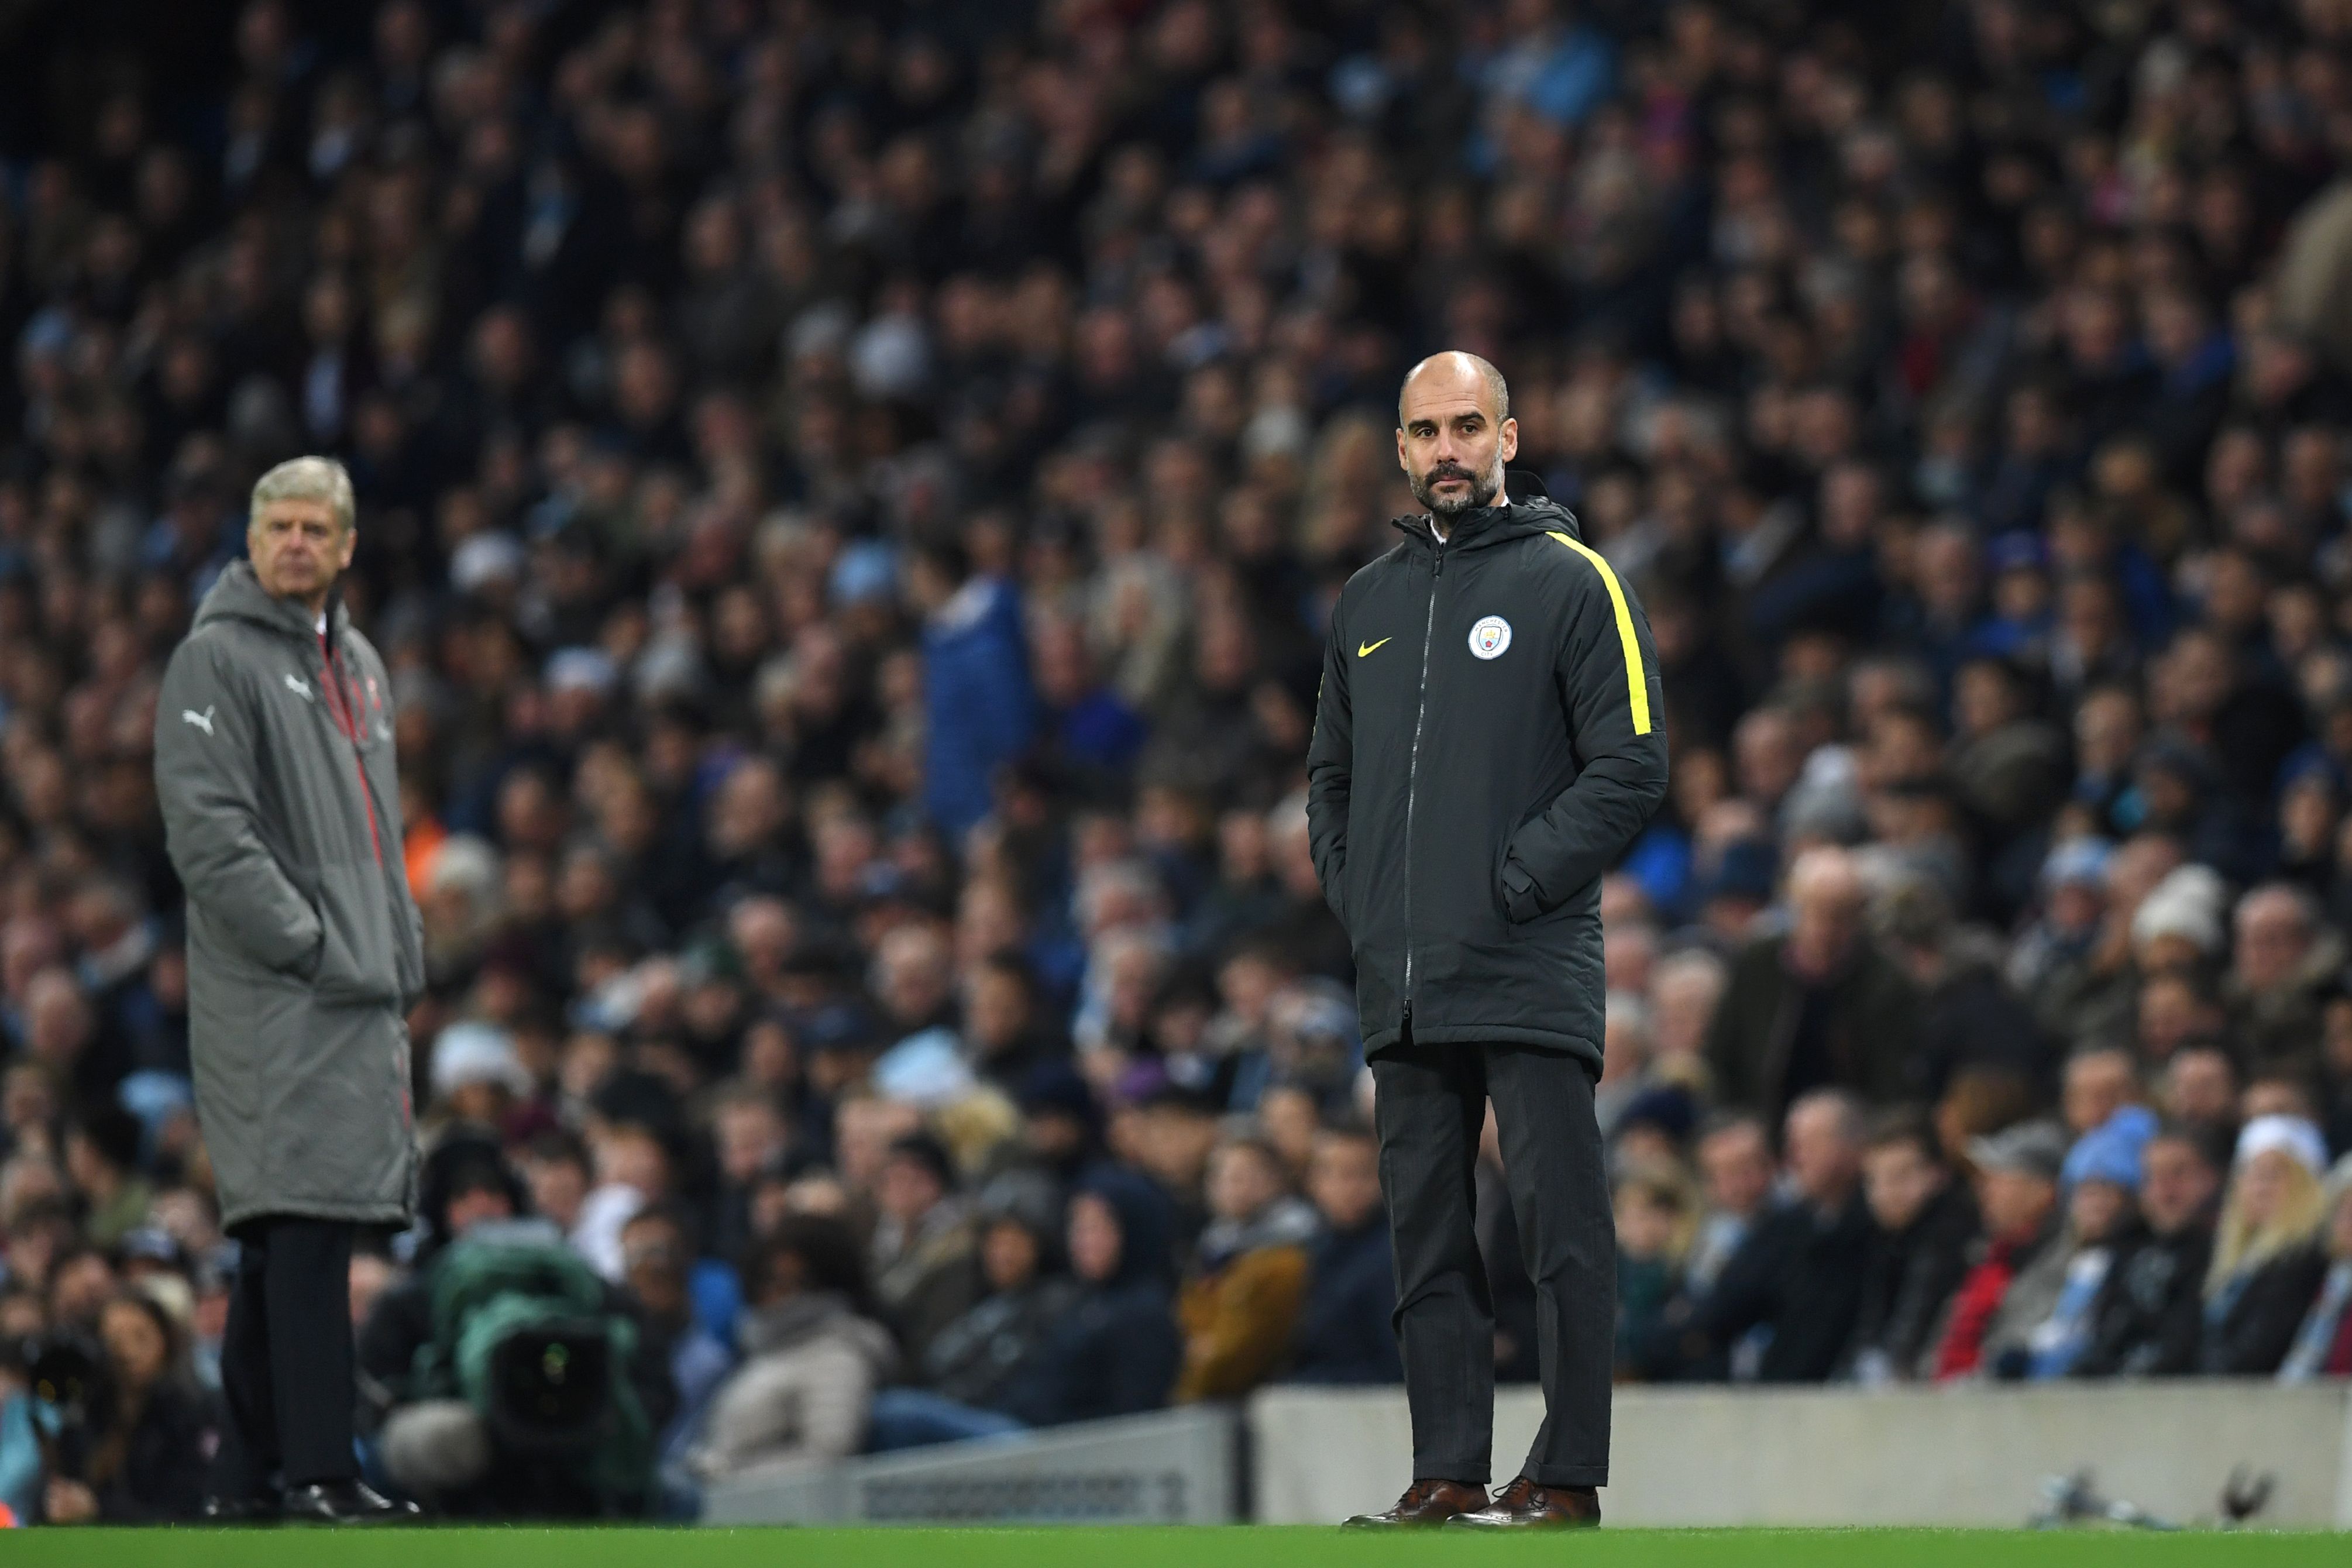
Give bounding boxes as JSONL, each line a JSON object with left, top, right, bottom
{"left": 1371, "top": 1040, "right": 1613, "bottom": 1488}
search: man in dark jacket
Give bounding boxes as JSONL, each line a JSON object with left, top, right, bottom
{"left": 1643, "top": 1091, "right": 1875, "bottom": 1383}
{"left": 1707, "top": 847, "right": 1921, "bottom": 1123}
{"left": 2076, "top": 1125, "right": 2218, "bottom": 1376}
{"left": 1287, "top": 1123, "right": 1399, "bottom": 1384}
{"left": 1845, "top": 1111, "right": 1978, "bottom": 1383}
{"left": 1311, "top": 352, "right": 1669, "bottom": 1531}
{"left": 154, "top": 457, "right": 424, "bottom": 1525}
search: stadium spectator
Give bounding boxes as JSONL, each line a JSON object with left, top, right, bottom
{"left": 1846, "top": 1111, "right": 1976, "bottom": 1384}
{"left": 2278, "top": 1156, "right": 2352, "bottom": 1381}
{"left": 1986, "top": 1108, "right": 2156, "bottom": 1380}
{"left": 39, "top": 1290, "right": 213, "bottom": 1523}
{"left": 1612, "top": 1163, "right": 1696, "bottom": 1380}
{"left": 0, "top": 1341, "right": 38, "bottom": 1524}
{"left": 1878, "top": 876, "right": 2050, "bottom": 1103}
{"left": 998, "top": 1170, "right": 1180, "bottom": 1429}
{"left": 1686, "top": 1113, "right": 1775, "bottom": 1296}
{"left": 619, "top": 1205, "right": 733, "bottom": 1466}
{"left": 1286, "top": 1120, "right": 1398, "bottom": 1385}
{"left": 1932, "top": 1121, "right": 2066, "bottom": 1381}
{"left": 2077, "top": 1126, "right": 2222, "bottom": 1378}
{"left": 867, "top": 1132, "right": 982, "bottom": 1367}
{"left": 2060, "top": 1048, "right": 2144, "bottom": 1141}
{"left": 2228, "top": 885, "right": 2343, "bottom": 1070}
{"left": 62, "top": 1111, "right": 152, "bottom": 1252}
{"left": 1707, "top": 849, "right": 1919, "bottom": 1122}
{"left": 2200, "top": 1116, "right": 2334, "bottom": 1376}
{"left": 1644, "top": 1090, "right": 1872, "bottom": 1383}
{"left": 1173, "top": 1134, "right": 1314, "bottom": 1401}
{"left": 902, "top": 1176, "right": 1074, "bottom": 1414}
{"left": 691, "top": 1216, "right": 894, "bottom": 1480}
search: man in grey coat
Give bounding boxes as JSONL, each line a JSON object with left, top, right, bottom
{"left": 154, "top": 456, "right": 425, "bottom": 1524}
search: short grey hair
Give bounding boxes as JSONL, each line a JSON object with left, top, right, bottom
{"left": 250, "top": 455, "right": 356, "bottom": 536}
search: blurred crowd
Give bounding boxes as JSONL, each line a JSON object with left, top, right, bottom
{"left": 8, "top": 0, "right": 2352, "bottom": 1524}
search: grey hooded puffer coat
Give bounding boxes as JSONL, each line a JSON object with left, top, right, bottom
{"left": 154, "top": 560, "right": 424, "bottom": 1228}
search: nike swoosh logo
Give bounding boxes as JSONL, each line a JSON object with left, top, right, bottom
{"left": 1357, "top": 638, "right": 1391, "bottom": 657}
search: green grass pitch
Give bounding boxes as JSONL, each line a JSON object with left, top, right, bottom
{"left": 4, "top": 1527, "right": 2349, "bottom": 1566}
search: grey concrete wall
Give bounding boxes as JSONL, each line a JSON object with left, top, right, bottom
{"left": 1250, "top": 1381, "right": 2352, "bottom": 1527}
{"left": 700, "top": 1404, "right": 1238, "bottom": 1525}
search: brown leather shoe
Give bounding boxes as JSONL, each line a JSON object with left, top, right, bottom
{"left": 1342, "top": 1478, "right": 1488, "bottom": 1527}
{"left": 1447, "top": 1476, "right": 1601, "bottom": 1528}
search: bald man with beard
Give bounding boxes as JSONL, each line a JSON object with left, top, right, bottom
{"left": 1309, "top": 354, "right": 1668, "bottom": 1528}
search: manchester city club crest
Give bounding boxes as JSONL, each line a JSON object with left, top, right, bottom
{"left": 1468, "top": 615, "right": 1512, "bottom": 659}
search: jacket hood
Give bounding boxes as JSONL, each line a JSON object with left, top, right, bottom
{"left": 1078, "top": 1165, "right": 1177, "bottom": 1289}
{"left": 1389, "top": 470, "right": 1581, "bottom": 555}
{"left": 194, "top": 559, "right": 350, "bottom": 646}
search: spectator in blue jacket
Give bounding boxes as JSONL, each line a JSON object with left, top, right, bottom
{"left": 913, "top": 538, "right": 1036, "bottom": 840}
{"left": 1287, "top": 1123, "right": 1399, "bottom": 1384}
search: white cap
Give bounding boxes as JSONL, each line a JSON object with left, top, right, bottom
{"left": 449, "top": 531, "right": 525, "bottom": 594}
{"left": 430, "top": 1022, "right": 531, "bottom": 1100}
{"left": 2233, "top": 1113, "right": 2329, "bottom": 1176}
{"left": 2130, "top": 864, "right": 2227, "bottom": 954}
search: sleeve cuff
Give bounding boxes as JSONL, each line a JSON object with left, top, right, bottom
{"left": 1502, "top": 862, "right": 1543, "bottom": 923}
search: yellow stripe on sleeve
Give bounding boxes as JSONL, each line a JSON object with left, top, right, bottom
{"left": 1547, "top": 530, "right": 1652, "bottom": 736}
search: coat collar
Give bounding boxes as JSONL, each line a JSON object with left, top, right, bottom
{"left": 1388, "top": 470, "right": 1576, "bottom": 555}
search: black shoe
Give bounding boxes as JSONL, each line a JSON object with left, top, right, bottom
{"left": 280, "top": 1480, "right": 422, "bottom": 1525}
{"left": 200, "top": 1491, "right": 281, "bottom": 1525}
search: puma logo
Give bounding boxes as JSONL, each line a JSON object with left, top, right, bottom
{"left": 284, "top": 672, "right": 312, "bottom": 700}
{"left": 180, "top": 706, "right": 216, "bottom": 735}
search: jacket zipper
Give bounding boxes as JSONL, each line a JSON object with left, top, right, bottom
{"left": 318, "top": 635, "right": 384, "bottom": 869}
{"left": 1401, "top": 532, "right": 1444, "bottom": 1034}
{"left": 319, "top": 632, "right": 411, "bottom": 1129}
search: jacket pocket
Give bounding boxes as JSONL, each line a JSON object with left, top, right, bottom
{"left": 1497, "top": 813, "right": 1551, "bottom": 926}
{"left": 312, "top": 860, "right": 403, "bottom": 1005}
{"left": 295, "top": 913, "right": 327, "bottom": 981}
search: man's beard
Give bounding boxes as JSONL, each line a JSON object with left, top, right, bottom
{"left": 1410, "top": 458, "right": 1502, "bottom": 516}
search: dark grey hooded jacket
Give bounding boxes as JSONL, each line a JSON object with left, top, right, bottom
{"left": 1306, "top": 474, "right": 1669, "bottom": 1065}
{"left": 154, "top": 561, "right": 424, "bottom": 1228}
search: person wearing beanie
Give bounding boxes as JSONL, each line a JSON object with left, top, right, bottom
{"left": 1930, "top": 1119, "right": 2067, "bottom": 1380}
{"left": 1987, "top": 1107, "right": 2157, "bottom": 1379}
{"left": 2200, "top": 1115, "right": 2333, "bottom": 1374}
{"left": 425, "top": 1020, "right": 534, "bottom": 1135}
